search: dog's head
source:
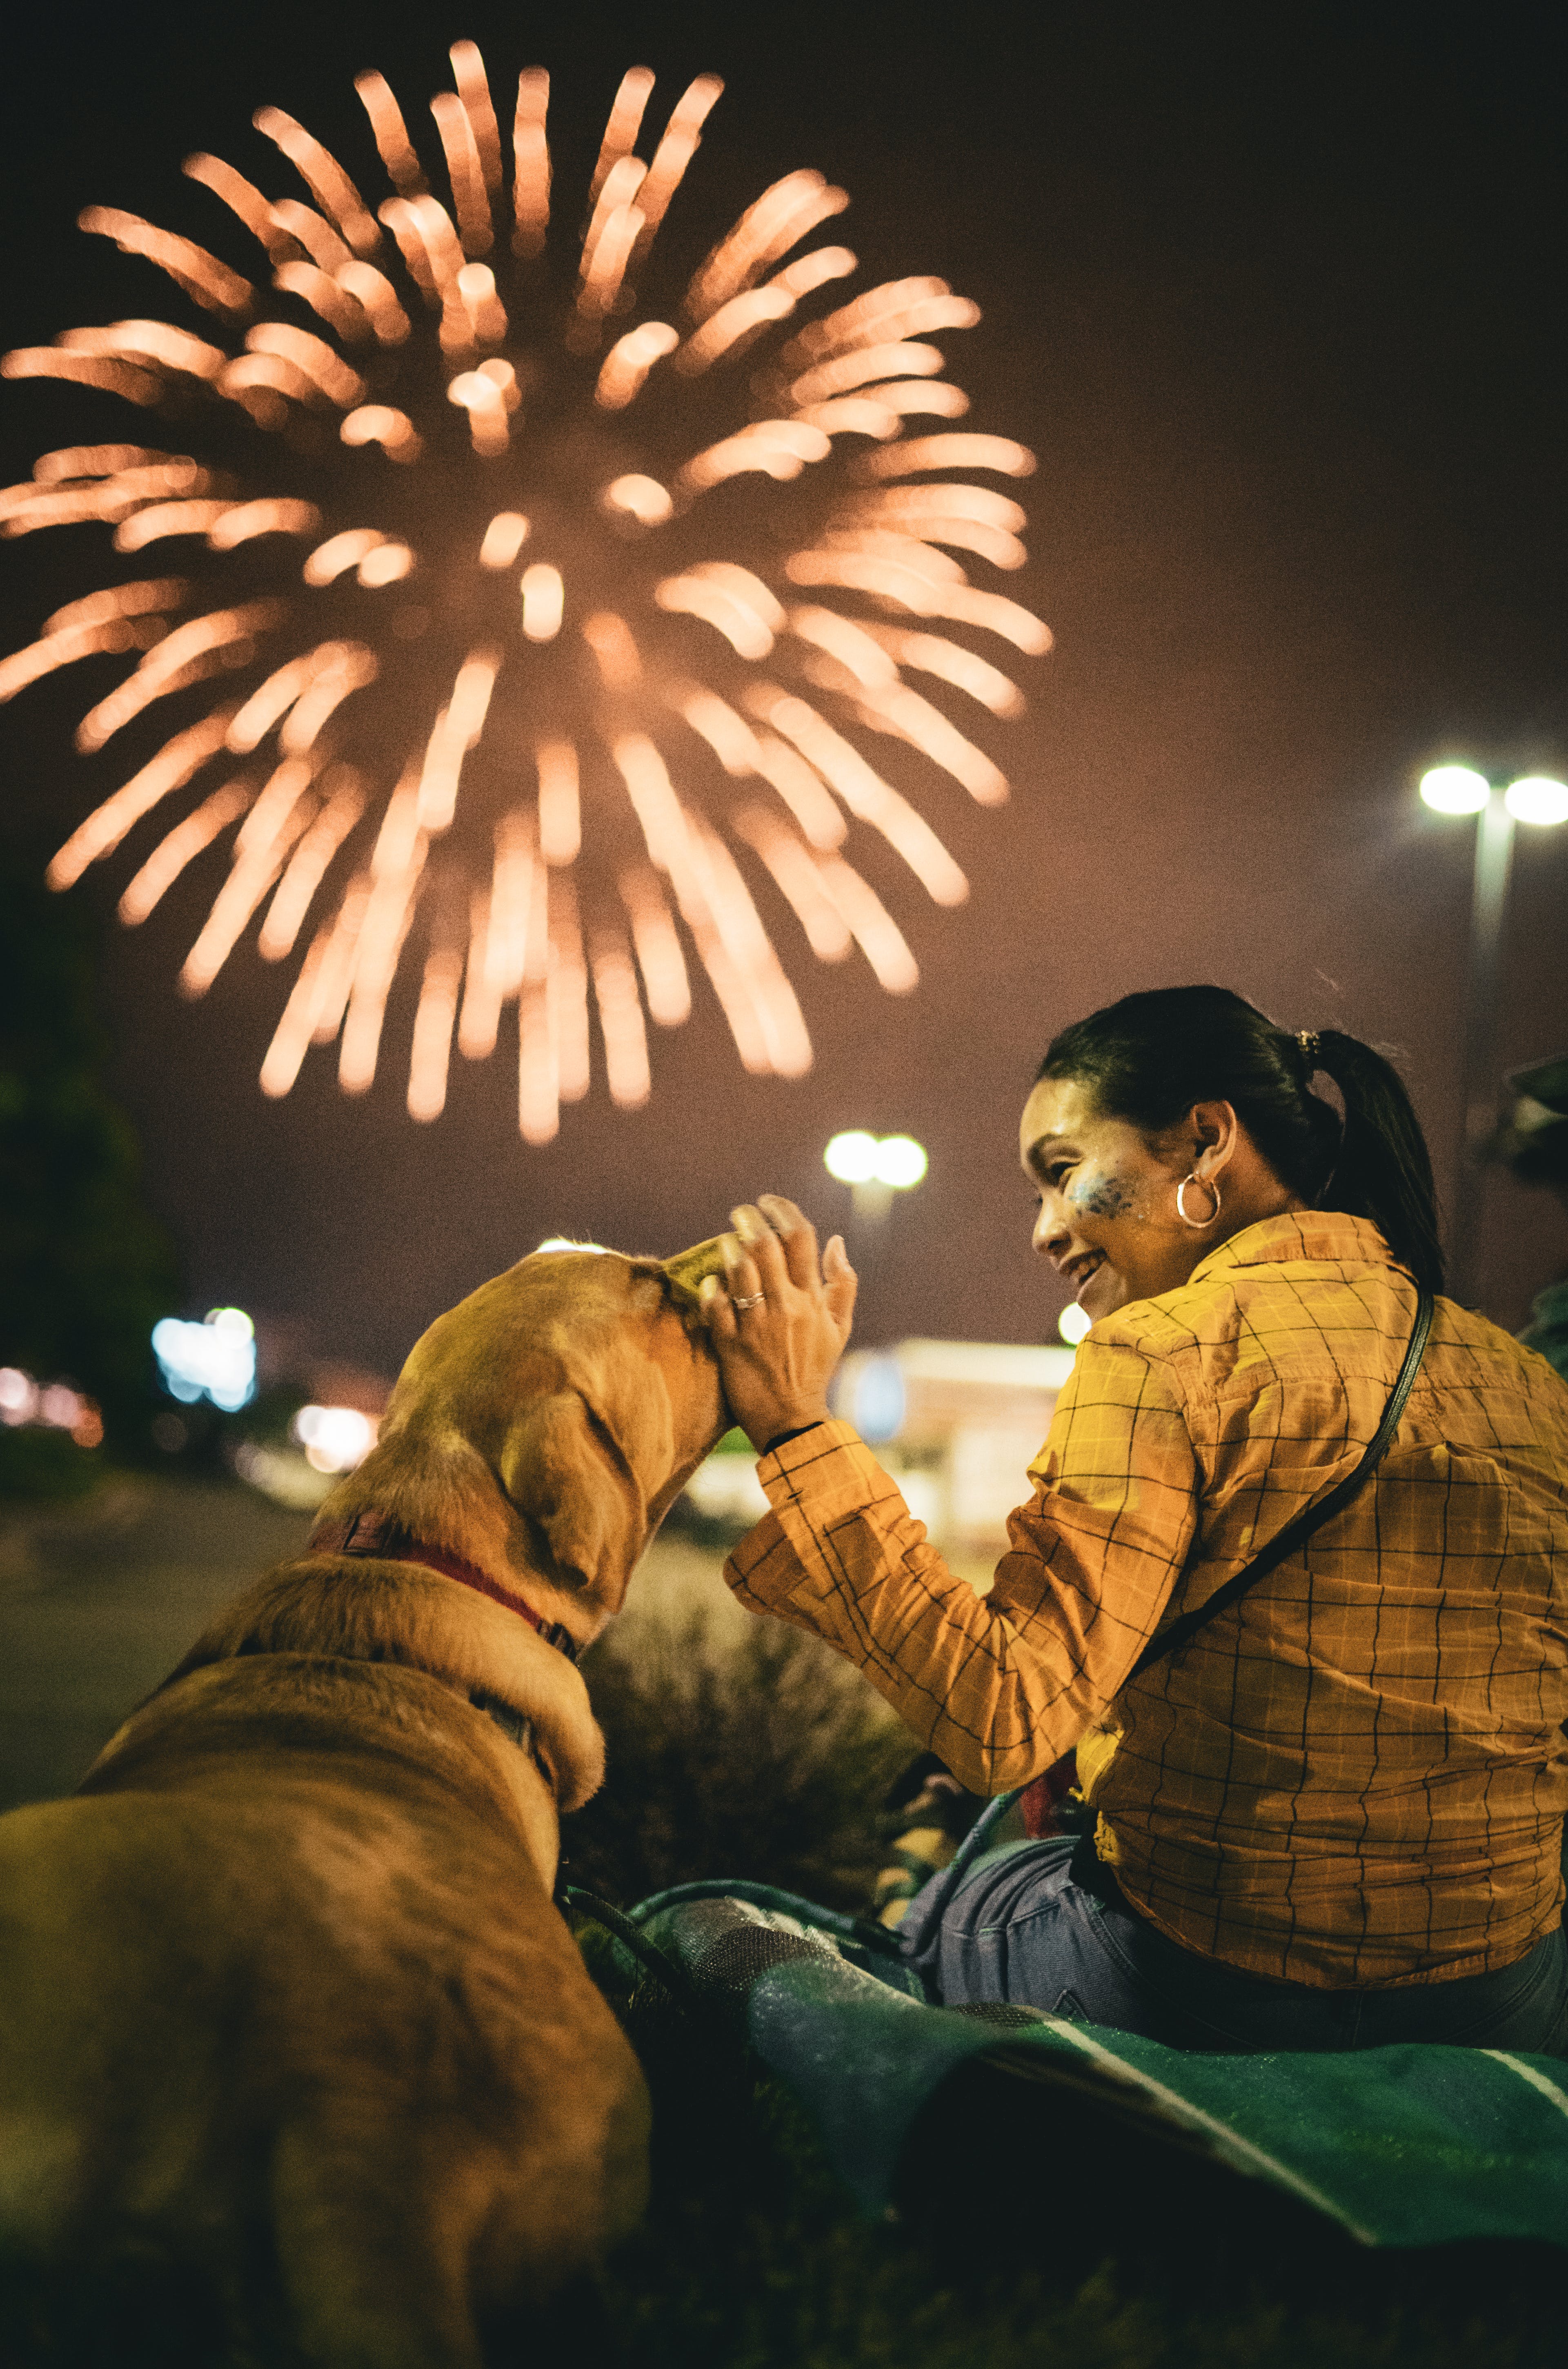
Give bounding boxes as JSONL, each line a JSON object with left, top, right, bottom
{"left": 312, "top": 1236, "right": 731, "bottom": 1648}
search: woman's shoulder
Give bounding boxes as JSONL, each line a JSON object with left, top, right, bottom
{"left": 1071, "top": 1296, "right": 1214, "bottom": 1403}
{"left": 1427, "top": 1292, "right": 1568, "bottom": 1421}
{"left": 1083, "top": 1233, "right": 1407, "bottom": 1402}
{"left": 1092, "top": 1257, "right": 1568, "bottom": 1437}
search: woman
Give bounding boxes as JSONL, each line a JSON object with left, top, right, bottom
{"left": 699, "top": 986, "right": 1568, "bottom": 2053}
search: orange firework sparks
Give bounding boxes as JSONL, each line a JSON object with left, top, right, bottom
{"left": 2, "top": 44, "right": 1051, "bottom": 1142}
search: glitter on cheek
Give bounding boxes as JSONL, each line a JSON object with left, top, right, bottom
{"left": 1070, "top": 1168, "right": 1138, "bottom": 1219}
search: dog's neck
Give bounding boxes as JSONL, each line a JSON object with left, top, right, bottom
{"left": 307, "top": 1510, "right": 583, "bottom": 1664}
{"left": 466, "top": 1687, "right": 544, "bottom": 1775}
{"left": 158, "top": 1557, "right": 609, "bottom": 1815}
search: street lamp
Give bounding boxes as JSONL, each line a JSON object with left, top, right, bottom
{"left": 824, "top": 1130, "right": 928, "bottom": 1223}
{"left": 1418, "top": 763, "right": 1568, "bottom": 1304}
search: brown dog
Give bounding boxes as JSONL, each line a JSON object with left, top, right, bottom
{"left": 0, "top": 1238, "right": 728, "bottom": 2368}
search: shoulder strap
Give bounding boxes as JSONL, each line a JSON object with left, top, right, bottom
{"left": 1127, "top": 1286, "right": 1435, "bottom": 1683}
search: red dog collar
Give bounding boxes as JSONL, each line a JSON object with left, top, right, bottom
{"left": 307, "top": 1511, "right": 581, "bottom": 1664}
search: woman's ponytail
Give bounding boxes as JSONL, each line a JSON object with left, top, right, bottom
{"left": 1310, "top": 1032, "right": 1446, "bottom": 1297}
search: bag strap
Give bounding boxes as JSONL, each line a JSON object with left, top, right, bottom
{"left": 1127, "top": 1286, "right": 1435, "bottom": 1683}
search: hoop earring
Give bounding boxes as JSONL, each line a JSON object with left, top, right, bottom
{"left": 1176, "top": 1172, "right": 1222, "bottom": 1229}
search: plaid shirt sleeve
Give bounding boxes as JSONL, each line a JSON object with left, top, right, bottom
{"left": 723, "top": 1339, "right": 1202, "bottom": 1793}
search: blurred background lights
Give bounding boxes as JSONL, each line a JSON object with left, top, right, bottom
{"left": 824, "top": 1130, "right": 929, "bottom": 1188}
{"left": 848, "top": 1353, "right": 907, "bottom": 1443}
{"left": 1419, "top": 765, "right": 1490, "bottom": 815}
{"left": 292, "top": 1402, "right": 377, "bottom": 1473}
{"left": 1421, "top": 764, "right": 1568, "bottom": 825}
{"left": 823, "top": 1130, "right": 879, "bottom": 1183}
{"left": 151, "top": 1307, "right": 256, "bottom": 1410}
{"left": 1503, "top": 774, "right": 1568, "bottom": 827}
{"left": 0, "top": 1366, "right": 103, "bottom": 1446}
{"left": 1412, "top": 753, "right": 1567, "bottom": 1303}
{"left": 874, "top": 1134, "right": 930, "bottom": 1189}
{"left": 1057, "top": 1303, "right": 1093, "bottom": 1346}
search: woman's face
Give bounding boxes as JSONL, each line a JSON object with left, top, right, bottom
{"left": 1019, "top": 1074, "right": 1199, "bottom": 1321}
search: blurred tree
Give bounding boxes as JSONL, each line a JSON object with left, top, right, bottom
{"left": 0, "top": 854, "right": 180, "bottom": 1481}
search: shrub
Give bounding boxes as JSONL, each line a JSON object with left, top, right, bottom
{"left": 568, "top": 1606, "right": 910, "bottom": 1911}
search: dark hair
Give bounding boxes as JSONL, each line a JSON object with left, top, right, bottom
{"left": 1036, "top": 985, "right": 1445, "bottom": 1295}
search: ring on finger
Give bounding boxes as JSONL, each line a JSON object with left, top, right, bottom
{"left": 730, "top": 1291, "right": 766, "bottom": 1311}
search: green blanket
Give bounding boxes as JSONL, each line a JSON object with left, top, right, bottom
{"left": 629, "top": 1886, "right": 1568, "bottom": 2249}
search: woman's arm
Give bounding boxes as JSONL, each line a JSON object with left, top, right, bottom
{"left": 705, "top": 1200, "right": 1203, "bottom": 1793}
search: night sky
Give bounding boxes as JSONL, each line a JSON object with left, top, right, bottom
{"left": 3, "top": 1, "right": 1565, "bottom": 1384}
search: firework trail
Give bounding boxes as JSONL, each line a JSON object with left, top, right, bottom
{"left": 1, "top": 45, "right": 1050, "bottom": 1141}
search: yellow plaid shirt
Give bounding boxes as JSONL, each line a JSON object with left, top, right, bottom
{"left": 725, "top": 1213, "right": 1568, "bottom": 1987}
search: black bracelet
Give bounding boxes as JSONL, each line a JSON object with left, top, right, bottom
{"left": 762, "top": 1421, "right": 826, "bottom": 1458}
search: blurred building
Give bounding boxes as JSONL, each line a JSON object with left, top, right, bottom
{"left": 833, "top": 1339, "right": 1077, "bottom": 1550}
{"left": 683, "top": 1339, "right": 1077, "bottom": 1563}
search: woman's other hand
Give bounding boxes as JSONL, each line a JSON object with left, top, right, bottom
{"left": 699, "top": 1195, "right": 858, "bottom": 1451}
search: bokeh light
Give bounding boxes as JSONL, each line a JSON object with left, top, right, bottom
{"left": 824, "top": 1128, "right": 927, "bottom": 1186}
{"left": 292, "top": 1401, "right": 377, "bottom": 1471}
{"left": 873, "top": 1132, "right": 927, "bottom": 1188}
{"left": 1418, "top": 765, "right": 1490, "bottom": 816}
{"left": 151, "top": 1307, "right": 256, "bottom": 1408}
{"left": 1502, "top": 775, "right": 1568, "bottom": 827}
{"left": 824, "top": 1128, "right": 879, "bottom": 1181}
{"left": 847, "top": 1352, "right": 907, "bottom": 1441}
{"left": 0, "top": 1366, "right": 103, "bottom": 1446}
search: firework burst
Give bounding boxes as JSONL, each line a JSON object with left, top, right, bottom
{"left": 1, "top": 45, "right": 1050, "bottom": 1141}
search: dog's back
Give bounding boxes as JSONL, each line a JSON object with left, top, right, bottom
{"left": 0, "top": 1650, "right": 649, "bottom": 2368}
{"left": 0, "top": 1240, "right": 729, "bottom": 2364}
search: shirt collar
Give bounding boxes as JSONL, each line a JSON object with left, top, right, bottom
{"left": 1185, "top": 1208, "right": 1399, "bottom": 1287}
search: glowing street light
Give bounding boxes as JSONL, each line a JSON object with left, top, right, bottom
{"left": 825, "top": 1130, "right": 928, "bottom": 1221}
{"left": 1419, "top": 765, "right": 1490, "bottom": 816}
{"left": 1417, "top": 762, "right": 1568, "bottom": 1303}
{"left": 1504, "top": 776, "right": 1568, "bottom": 828}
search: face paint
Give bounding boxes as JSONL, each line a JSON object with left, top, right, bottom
{"left": 1070, "top": 1170, "right": 1138, "bottom": 1219}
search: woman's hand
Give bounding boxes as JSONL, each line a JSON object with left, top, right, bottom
{"left": 699, "top": 1195, "right": 858, "bottom": 1452}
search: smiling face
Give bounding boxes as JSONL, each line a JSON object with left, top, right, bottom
{"left": 1019, "top": 1074, "right": 1214, "bottom": 1320}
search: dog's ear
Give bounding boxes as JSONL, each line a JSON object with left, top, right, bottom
{"left": 497, "top": 1392, "right": 630, "bottom": 1594}
{"left": 661, "top": 1235, "right": 730, "bottom": 1308}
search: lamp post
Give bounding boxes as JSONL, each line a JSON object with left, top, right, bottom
{"left": 1419, "top": 765, "right": 1568, "bottom": 1304}
{"left": 823, "top": 1130, "right": 928, "bottom": 1224}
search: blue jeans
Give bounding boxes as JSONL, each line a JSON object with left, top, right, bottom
{"left": 902, "top": 1838, "right": 1568, "bottom": 2057}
